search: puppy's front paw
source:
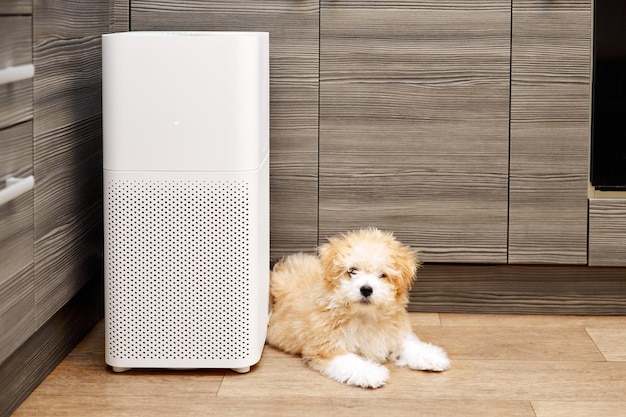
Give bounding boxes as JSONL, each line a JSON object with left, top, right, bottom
{"left": 323, "top": 353, "right": 389, "bottom": 388}
{"left": 396, "top": 338, "right": 451, "bottom": 372}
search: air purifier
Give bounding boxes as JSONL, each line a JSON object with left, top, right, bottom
{"left": 102, "top": 31, "right": 269, "bottom": 373}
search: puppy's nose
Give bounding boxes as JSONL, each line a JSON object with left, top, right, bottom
{"left": 360, "top": 285, "right": 373, "bottom": 298}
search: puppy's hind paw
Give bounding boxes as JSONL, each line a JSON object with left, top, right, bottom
{"left": 323, "top": 353, "right": 389, "bottom": 389}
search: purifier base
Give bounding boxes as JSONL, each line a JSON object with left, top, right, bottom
{"left": 109, "top": 366, "right": 252, "bottom": 374}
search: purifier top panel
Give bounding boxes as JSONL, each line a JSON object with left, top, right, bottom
{"left": 102, "top": 32, "right": 269, "bottom": 172}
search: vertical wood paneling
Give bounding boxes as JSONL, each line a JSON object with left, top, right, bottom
{"left": 0, "top": 121, "right": 32, "bottom": 181}
{"left": 130, "top": 1, "right": 320, "bottom": 259}
{"left": 0, "top": 16, "right": 33, "bottom": 130}
{"left": 0, "top": 80, "right": 32, "bottom": 131}
{"left": 410, "top": 263, "right": 626, "bottom": 315}
{"left": 589, "top": 199, "right": 626, "bottom": 267}
{"left": 33, "top": 0, "right": 108, "bottom": 327}
{"left": 110, "top": 0, "right": 129, "bottom": 33}
{"left": 0, "top": 122, "right": 33, "bottom": 282}
{"left": 319, "top": 1, "right": 510, "bottom": 263}
{"left": 508, "top": 0, "right": 591, "bottom": 264}
{"left": 0, "top": 0, "right": 35, "bottom": 378}
{"left": 0, "top": 266, "right": 35, "bottom": 365}
{"left": 0, "top": 0, "right": 31, "bottom": 14}
{"left": 0, "top": 197, "right": 33, "bottom": 294}
{"left": 0, "top": 16, "right": 32, "bottom": 68}
{"left": 34, "top": 119, "right": 103, "bottom": 324}
{"left": 0, "top": 121, "right": 34, "bottom": 365}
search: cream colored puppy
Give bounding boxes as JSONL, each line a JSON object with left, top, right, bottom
{"left": 267, "top": 228, "right": 450, "bottom": 388}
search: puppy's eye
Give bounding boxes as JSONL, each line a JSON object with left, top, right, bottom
{"left": 348, "top": 268, "right": 358, "bottom": 276}
{"left": 378, "top": 273, "right": 387, "bottom": 279}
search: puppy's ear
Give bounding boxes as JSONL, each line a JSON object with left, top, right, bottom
{"left": 392, "top": 245, "right": 420, "bottom": 296}
{"left": 318, "top": 238, "right": 344, "bottom": 288}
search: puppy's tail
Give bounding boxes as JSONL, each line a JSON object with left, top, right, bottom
{"left": 269, "top": 252, "right": 321, "bottom": 296}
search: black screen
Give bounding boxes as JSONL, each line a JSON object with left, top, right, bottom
{"left": 591, "top": 0, "right": 626, "bottom": 190}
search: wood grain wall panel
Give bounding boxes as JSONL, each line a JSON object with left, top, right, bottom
{"left": 0, "top": 80, "right": 32, "bottom": 131}
{"left": 319, "top": 1, "right": 510, "bottom": 263}
{"left": 33, "top": 118, "right": 103, "bottom": 325}
{"left": 33, "top": 0, "right": 107, "bottom": 327}
{"left": 0, "top": 121, "right": 32, "bottom": 180}
{"left": 131, "top": 0, "right": 320, "bottom": 258}
{"left": 32, "top": 38, "right": 103, "bottom": 133}
{"left": 0, "top": 198, "right": 33, "bottom": 288}
{"left": 589, "top": 199, "right": 626, "bottom": 267}
{"left": 0, "top": 16, "right": 33, "bottom": 131}
{"left": 0, "top": 0, "right": 31, "bottom": 14}
{"left": 0, "top": 0, "right": 35, "bottom": 384}
{"left": 0, "top": 123, "right": 34, "bottom": 366}
{"left": 0, "top": 122, "right": 33, "bottom": 283}
{"left": 508, "top": 0, "right": 591, "bottom": 264}
{"left": 0, "top": 18, "right": 33, "bottom": 129}
{"left": 0, "top": 265, "right": 35, "bottom": 365}
{"left": 33, "top": 0, "right": 110, "bottom": 38}
{"left": 0, "top": 17, "right": 32, "bottom": 68}
{"left": 409, "top": 263, "right": 626, "bottom": 315}
{"left": 110, "top": 0, "right": 129, "bottom": 33}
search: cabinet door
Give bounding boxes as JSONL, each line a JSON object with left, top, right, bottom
{"left": 131, "top": 1, "right": 320, "bottom": 259}
{"left": 0, "top": 13, "right": 34, "bottom": 363}
{"left": 33, "top": 0, "right": 108, "bottom": 326}
{"left": 0, "top": 16, "right": 32, "bottom": 130}
{"left": 319, "top": 1, "right": 510, "bottom": 263}
{"left": 508, "top": 0, "right": 591, "bottom": 264}
{"left": 589, "top": 199, "right": 626, "bottom": 267}
{"left": 0, "top": 122, "right": 34, "bottom": 364}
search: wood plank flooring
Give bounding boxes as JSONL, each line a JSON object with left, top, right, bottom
{"left": 12, "top": 313, "right": 626, "bottom": 417}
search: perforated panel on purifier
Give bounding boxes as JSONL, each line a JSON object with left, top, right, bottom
{"left": 105, "top": 178, "right": 252, "bottom": 361}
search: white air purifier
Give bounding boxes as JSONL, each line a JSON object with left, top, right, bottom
{"left": 102, "top": 31, "right": 269, "bottom": 374}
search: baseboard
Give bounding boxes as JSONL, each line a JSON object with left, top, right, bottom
{"left": 0, "top": 277, "right": 103, "bottom": 417}
{"left": 409, "top": 263, "right": 626, "bottom": 315}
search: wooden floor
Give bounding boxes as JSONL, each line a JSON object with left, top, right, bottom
{"left": 13, "top": 313, "right": 626, "bottom": 417}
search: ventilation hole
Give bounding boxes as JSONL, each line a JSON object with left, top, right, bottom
{"left": 106, "top": 179, "right": 251, "bottom": 361}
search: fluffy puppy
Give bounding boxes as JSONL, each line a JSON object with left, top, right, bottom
{"left": 267, "top": 228, "right": 450, "bottom": 388}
